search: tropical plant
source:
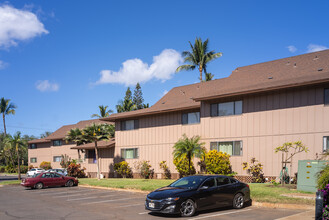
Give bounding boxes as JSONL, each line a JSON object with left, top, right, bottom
{"left": 242, "top": 157, "right": 265, "bottom": 183}
{"left": 317, "top": 164, "right": 329, "bottom": 190}
{"left": 275, "top": 141, "right": 309, "bottom": 185}
{"left": 173, "top": 134, "right": 204, "bottom": 175}
{"left": 204, "top": 72, "right": 214, "bottom": 81}
{"left": 66, "top": 162, "right": 86, "bottom": 178}
{"left": 176, "top": 37, "right": 222, "bottom": 81}
{"left": 60, "top": 154, "right": 72, "bottom": 168}
{"left": 65, "top": 128, "right": 84, "bottom": 146}
{"left": 197, "top": 147, "right": 207, "bottom": 173}
{"left": 159, "top": 161, "right": 171, "bottom": 179}
{"left": 133, "top": 83, "right": 148, "bottom": 109}
{"left": 39, "top": 161, "right": 52, "bottom": 170}
{"left": 10, "top": 132, "right": 24, "bottom": 180}
{"left": 173, "top": 156, "right": 196, "bottom": 178}
{"left": 116, "top": 87, "right": 137, "bottom": 113}
{"left": 135, "top": 160, "right": 154, "bottom": 179}
{"left": 114, "top": 161, "right": 133, "bottom": 178}
{"left": 91, "top": 105, "right": 113, "bottom": 118}
{"left": 205, "top": 150, "right": 232, "bottom": 175}
{"left": 0, "top": 97, "right": 17, "bottom": 136}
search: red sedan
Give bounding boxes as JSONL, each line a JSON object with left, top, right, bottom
{"left": 21, "top": 172, "right": 78, "bottom": 189}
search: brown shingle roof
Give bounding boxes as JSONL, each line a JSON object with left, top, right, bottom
{"left": 28, "top": 138, "right": 51, "bottom": 144}
{"left": 70, "top": 138, "right": 115, "bottom": 150}
{"left": 104, "top": 49, "right": 329, "bottom": 121}
{"left": 29, "top": 119, "right": 113, "bottom": 143}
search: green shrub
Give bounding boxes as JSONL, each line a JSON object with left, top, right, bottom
{"left": 204, "top": 150, "right": 232, "bottom": 175}
{"left": 20, "top": 165, "right": 28, "bottom": 174}
{"left": 114, "top": 161, "right": 133, "bottom": 178}
{"left": 317, "top": 164, "right": 329, "bottom": 190}
{"left": 159, "top": 161, "right": 171, "bottom": 179}
{"left": 0, "top": 166, "right": 5, "bottom": 173}
{"left": 39, "top": 161, "right": 52, "bottom": 170}
{"left": 242, "top": 157, "right": 265, "bottom": 183}
{"left": 173, "top": 156, "right": 196, "bottom": 178}
{"left": 60, "top": 154, "right": 72, "bottom": 168}
{"left": 5, "top": 165, "right": 16, "bottom": 173}
{"left": 135, "top": 160, "right": 154, "bottom": 179}
{"left": 67, "top": 163, "right": 86, "bottom": 178}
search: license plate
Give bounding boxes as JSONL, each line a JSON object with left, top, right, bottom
{"left": 149, "top": 202, "right": 155, "bottom": 208}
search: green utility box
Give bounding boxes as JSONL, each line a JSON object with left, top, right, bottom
{"left": 297, "top": 160, "right": 329, "bottom": 192}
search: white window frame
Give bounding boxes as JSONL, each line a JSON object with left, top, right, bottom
{"left": 53, "top": 156, "right": 62, "bottom": 162}
{"left": 210, "top": 141, "right": 243, "bottom": 156}
{"left": 121, "top": 148, "right": 139, "bottom": 159}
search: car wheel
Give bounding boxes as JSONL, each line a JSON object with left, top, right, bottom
{"left": 35, "top": 182, "right": 43, "bottom": 190}
{"left": 66, "top": 180, "right": 74, "bottom": 187}
{"left": 180, "top": 199, "right": 196, "bottom": 217}
{"left": 233, "top": 193, "right": 244, "bottom": 209}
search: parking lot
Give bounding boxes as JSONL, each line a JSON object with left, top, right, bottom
{"left": 0, "top": 185, "right": 308, "bottom": 220}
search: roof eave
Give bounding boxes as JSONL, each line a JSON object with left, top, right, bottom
{"left": 193, "top": 78, "right": 329, "bottom": 101}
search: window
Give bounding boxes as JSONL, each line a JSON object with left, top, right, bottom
{"left": 210, "top": 141, "right": 243, "bottom": 156}
{"left": 88, "top": 150, "right": 97, "bottom": 164}
{"left": 41, "top": 173, "right": 54, "bottom": 178}
{"left": 30, "top": 144, "right": 37, "bottom": 149}
{"left": 54, "top": 173, "right": 62, "bottom": 178}
{"left": 211, "top": 100, "right": 243, "bottom": 117}
{"left": 201, "top": 178, "right": 216, "bottom": 188}
{"left": 30, "top": 158, "right": 37, "bottom": 163}
{"left": 182, "top": 112, "right": 200, "bottom": 124}
{"left": 53, "top": 156, "right": 62, "bottom": 162}
{"left": 121, "top": 148, "right": 139, "bottom": 159}
{"left": 53, "top": 140, "right": 62, "bottom": 146}
{"left": 324, "top": 137, "right": 329, "bottom": 152}
{"left": 325, "top": 89, "right": 329, "bottom": 105}
{"left": 121, "top": 120, "right": 139, "bottom": 131}
{"left": 216, "top": 177, "right": 230, "bottom": 186}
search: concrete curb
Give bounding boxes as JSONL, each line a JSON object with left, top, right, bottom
{"left": 253, "top": 201, "right": 314, "bottom": 210}
{"left": 79, "top": 184, "right": 315, "bottom": 210}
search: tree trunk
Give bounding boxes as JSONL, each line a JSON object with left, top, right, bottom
{"left": 95, "top": 141, "right": 100, "bottom": 180}
{"left": 3, "top": 114, "right": 6, "bottom": 136}
{"left": 199, "top": 66, "right": 203, "bottom": 82}
{"left": 16, "top": 143, "right": 21, "bottom": 180}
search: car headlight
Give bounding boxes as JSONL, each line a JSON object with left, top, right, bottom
{"left": 165, "top": 197, "right": 180, "bottom": 201}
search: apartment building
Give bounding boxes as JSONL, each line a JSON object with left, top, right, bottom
{"left": 103, "top": 50, "right": 329, "bottom": 180}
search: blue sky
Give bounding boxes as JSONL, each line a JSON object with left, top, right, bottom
{"left": 1, "top": 0, "right": 328, "bottom": 137}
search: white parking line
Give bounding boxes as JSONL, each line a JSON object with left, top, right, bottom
{"left": 187, "top": 208, "right": 252, "bottom": 220}
{"left": 138, "top": 211, "right": 149, "bottom": 215}
{"left": 116, "top": 203, "right": 142, "bottom": 208}
{"left": 83, "top": 197, "right": 142, "bottom": 205}
{"left": 67, "top": 196, "right": 99, "bottom": 201}
{"left": 53, "top": 191, "right": 111, "bottom": 198}
{"left": 36, "top": 189, "right": 95, "bottom": 195}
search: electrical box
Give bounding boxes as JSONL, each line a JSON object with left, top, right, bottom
{"left": 297, "top": 160, "right": 329, "bottom": 192}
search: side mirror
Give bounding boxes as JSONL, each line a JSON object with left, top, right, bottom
{"left": 199, "top": 186, "right": 209, "bottom": 190}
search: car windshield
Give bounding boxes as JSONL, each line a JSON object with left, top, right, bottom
{"left": 31, "top": 173, "right": 39, "bottom": 178}
{"left": 169, "top": 176, "right": 206, "bottom": 189}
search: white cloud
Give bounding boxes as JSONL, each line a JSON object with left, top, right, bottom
{"left": 0, "top": 5, "right": 48, "bottom": 49}
{"left": 287, "top": 45, "right": 297, "bottom": 53}
{"left": 162, "top": 90, "right": 168, "bottom": 96}
{"left": 95, "top": 49, "right": 183, "bottom": 86}
{"left": 35, "top": 80, "right": 59, "bottom": 92}
{"left": 0, "top": 60, "right": 7, "bottom": 69}
{"left": 307, "top": 44, "right": 328, "bottom": 53}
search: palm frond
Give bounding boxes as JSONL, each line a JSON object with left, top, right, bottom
{"left": 176, "top": 65, "right": 195, "bottom": 73}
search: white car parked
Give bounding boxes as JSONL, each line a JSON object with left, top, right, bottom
{"left": 45, "top": 168, "right": 68, "bottom": 176}
{"left": 26, "top": 168, "right": 45, "bottom": 177}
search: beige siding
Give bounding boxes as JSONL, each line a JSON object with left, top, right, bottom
{"left": 115, "top": 85, "right": 329, "bottom": 177}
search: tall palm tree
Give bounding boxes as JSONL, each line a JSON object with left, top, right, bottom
{"left": 176, "top": 38, "right": 222, "bottom": 81}
{"left": 173, "top": 134, "right": 204, "bottom": 175}
{"left": 204, "top": 72, "right": 214, "bottom": 81}
{"left": 0, "top": 98, "right": 17, "bottom": 136}
{"left": 91, "top": 105, "right": 113, "bottom": 118}
{"left": 65, "top": 128, "right": 84, "bottom": 161}
{"left": 10, "top": 132, "right": 24, "bottom": 180}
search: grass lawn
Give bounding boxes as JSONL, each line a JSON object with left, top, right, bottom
{"left": 79, "top": 178, "right": 315, "bottom": 205}
{"left": 0, "top": 180, "right": 21, "bottom": 185}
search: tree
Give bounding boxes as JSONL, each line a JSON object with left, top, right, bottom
{"left": 10, "top": 132, "right": 24, "bottom": 180}
{"left": 116, "top": 87, "right": 136, "bottom": 113}
{"left": 65, "top": 123, "right": 115, "bottom": 180}
{"left": 173, "top": 134, "right": 204, "bottom": 175}
{"left": 40, "top": 131, "right": 52, "bottom": 138}
{"left": 176, "top": 38, "right": 222, "bottom": 82}
{"left": 0, "top": 98, "right": 17, "bottom": 136}
{"left": 91, "top": 105, "right": 113, "bottom": 118}
{"left": 133, "top": 83, "right": 144, "bottom": 110}
{"left": 204, "top": 72, "right": 214, "bottom": 81}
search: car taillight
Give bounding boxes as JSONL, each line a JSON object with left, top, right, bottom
{"left": 246, "top": 184, "right": 249, "bottom": 188}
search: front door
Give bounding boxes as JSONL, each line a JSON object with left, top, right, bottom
{"left": 197, "top": 177, "right": 217, "bottom": 209}
{"left": 214, "top": 177, "right": 236, "bottom": 207}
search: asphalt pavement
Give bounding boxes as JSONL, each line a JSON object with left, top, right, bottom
{"left": 0, "top": 185, "right": 311, "bottom": 220}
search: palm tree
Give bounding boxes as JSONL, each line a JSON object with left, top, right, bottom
{"left": 91, "top": 105, "right": 113, "bottom": 118}
{"left": 116, "top": 99, "right": 136, "bottom": 113}
{"left": 0, "top": 98, "right": 17, "bottom": 136}
{"left": 10, "top": 132, "right": 24, "bottom": 180}
{"left": 176, "top": 38, "right": 222, "bottom": 81}
{"left": 204, "top": 72, "right": 214, "bottom": 81}
{"left": 65, "top": 128, "right": 84, "bottom": 161}
{"left": 173, "top": 134, "right": 204, "bottom": 175}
